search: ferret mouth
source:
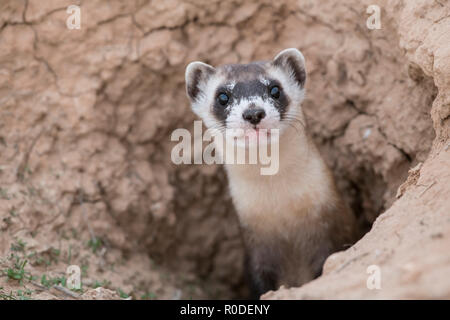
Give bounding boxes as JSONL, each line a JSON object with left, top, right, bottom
{"left": 248, "top": 127, "right": 271, "bottom": 137}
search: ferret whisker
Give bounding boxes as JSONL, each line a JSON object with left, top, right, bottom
{"left": 210, "top": 123, "right": 227, "bottom": 134}
{"left": 282, "top": 116, "right": 306, "bottom": 131}
{"left": 283, "top": 113, "right": 306, "bottom": 125}
{"left": 283, "top": 116, "right": 305, "bottom": 126}
{"left": 286, "top": 119, "right": 306, "bottom": 129}
{"left": 285, "top": 122, "right": 302, "bottom": 136}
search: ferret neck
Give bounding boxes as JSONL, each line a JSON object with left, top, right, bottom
{"left": 224, "top": 126, "right": 319, "bottom": 178}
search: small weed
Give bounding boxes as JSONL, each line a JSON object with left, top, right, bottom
{"left": 0, "top": 188, "right": 10, "bottom": 200}
{"left": 27, "top": 186, "right": 37, "bottom": 197}
{"left": 92, "top": 280, "right": 111, "bottom": 289}
{"left": 28, "top": 247, "right": 61, "bottom": 266}
{"left": 0, "top": 288, "right": 15, "bottom": 300}
{"left": 71, "top": 285, "right": 84, "bottom": 293}
{"left": 117, "top": 288, "right": 130, "bottom": 299}
{"left": 10, "top": 239, "right": 26, "bottom": 252}
{"left": 67, "top": 245, "right": 72, "bottom": 264}
{"left": 5, "top": 259, "right": 32, "bottom": 284}
{"left": 51, "top": 248, "right": 60, "bottom": 257}
{"left": 87, "top": 237, "right": 103, "bottom": 253}
{"left": 141, "top": 292, "right": 157, "bottom": 300}
{"left": 70, "top": 228, "right": 79, "bottom": 238}
{"left": 81, "top": 264, "right": 89, "bottom": 277}
{"left": 24, "top": 165, "right": 33, "bottom": 175}
{"left": 40, "top": 274, "right": 67, "bottom": 288}
{"left": 16, "top": 289, "right": 33, "bottom": 300}
{"left": 2, "top": 217, "right": 12, "bottom": 229}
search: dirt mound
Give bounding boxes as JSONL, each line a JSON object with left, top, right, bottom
{"left": 0, "top": 0, "right": 448, "bottom": 299}
{"left": 263, "top": 0, "right": 450, "bottom": 300}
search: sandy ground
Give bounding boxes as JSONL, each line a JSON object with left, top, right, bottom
{"left": 0, "top": 0, "right": 449, "bottom": 299}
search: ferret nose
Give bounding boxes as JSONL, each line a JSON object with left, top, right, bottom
{"left": 242, "top": 108, "right": 266, "bottom": 125}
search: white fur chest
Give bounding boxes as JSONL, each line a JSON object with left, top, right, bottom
{"left": 225, "top": 155, "right": 332, "bottom": 235}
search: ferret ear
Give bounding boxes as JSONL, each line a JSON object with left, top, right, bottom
{"left": 272, "top": 48, "right": 306, "bottom": 88}
{"left": 185, "top": 61, "right": 216, "bottom": 102}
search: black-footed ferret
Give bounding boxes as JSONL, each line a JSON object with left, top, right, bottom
{"left": 185, "top": 48, "right": 357, "bottom": 298}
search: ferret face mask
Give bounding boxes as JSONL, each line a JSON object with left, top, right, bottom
{"left": 185, "top": 48, "right": 307, "bottom": 143}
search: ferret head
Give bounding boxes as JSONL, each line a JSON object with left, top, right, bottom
{"left": 185, "top": 48, "right": 306, "bottom": 139}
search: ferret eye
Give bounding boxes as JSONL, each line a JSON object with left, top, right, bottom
{"left": 217, "top": 93, "right": 229, "bottom": 105}
{"left": 270, "top": 86, "right": 281, "bottom": 99}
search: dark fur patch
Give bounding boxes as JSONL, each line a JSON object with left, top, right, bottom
{"left": 233, "top": 80, "right": 268, "bottom": 102}
{"left": 186, "top": 64, "right": 215, "bottom": 101}
{"left": 241, "top": 197, "right": 357, "bottom": 298}
{"left": 244, "top": 239, "right": 281, "bottom": 299}
{"left": 212, "top": 85, "right": 230, "bottom": 123}
{"left": 286, "top": 56, "right": 306, "bottom": 87}
{"left": 273, "top": 55, "right": 306, "bottom": 88}
{"left": 268, "top": 79, "right": 289, "bottom": 119}
{"left": 212, "top": 65, "right": 290, "bottom": 124}
{"left": 187, "top": 68, "right": 202, "bottom": 100}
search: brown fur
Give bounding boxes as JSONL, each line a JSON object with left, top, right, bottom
{"left": 227, "top": 130, "right": 357, "bottom": 298}
{"left": 242, "top": 184, "right": 356, "bottom": 298}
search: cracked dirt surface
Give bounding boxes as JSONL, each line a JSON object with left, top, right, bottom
{"left": 0, "top": 0, "right": 449, "bottom": 299}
